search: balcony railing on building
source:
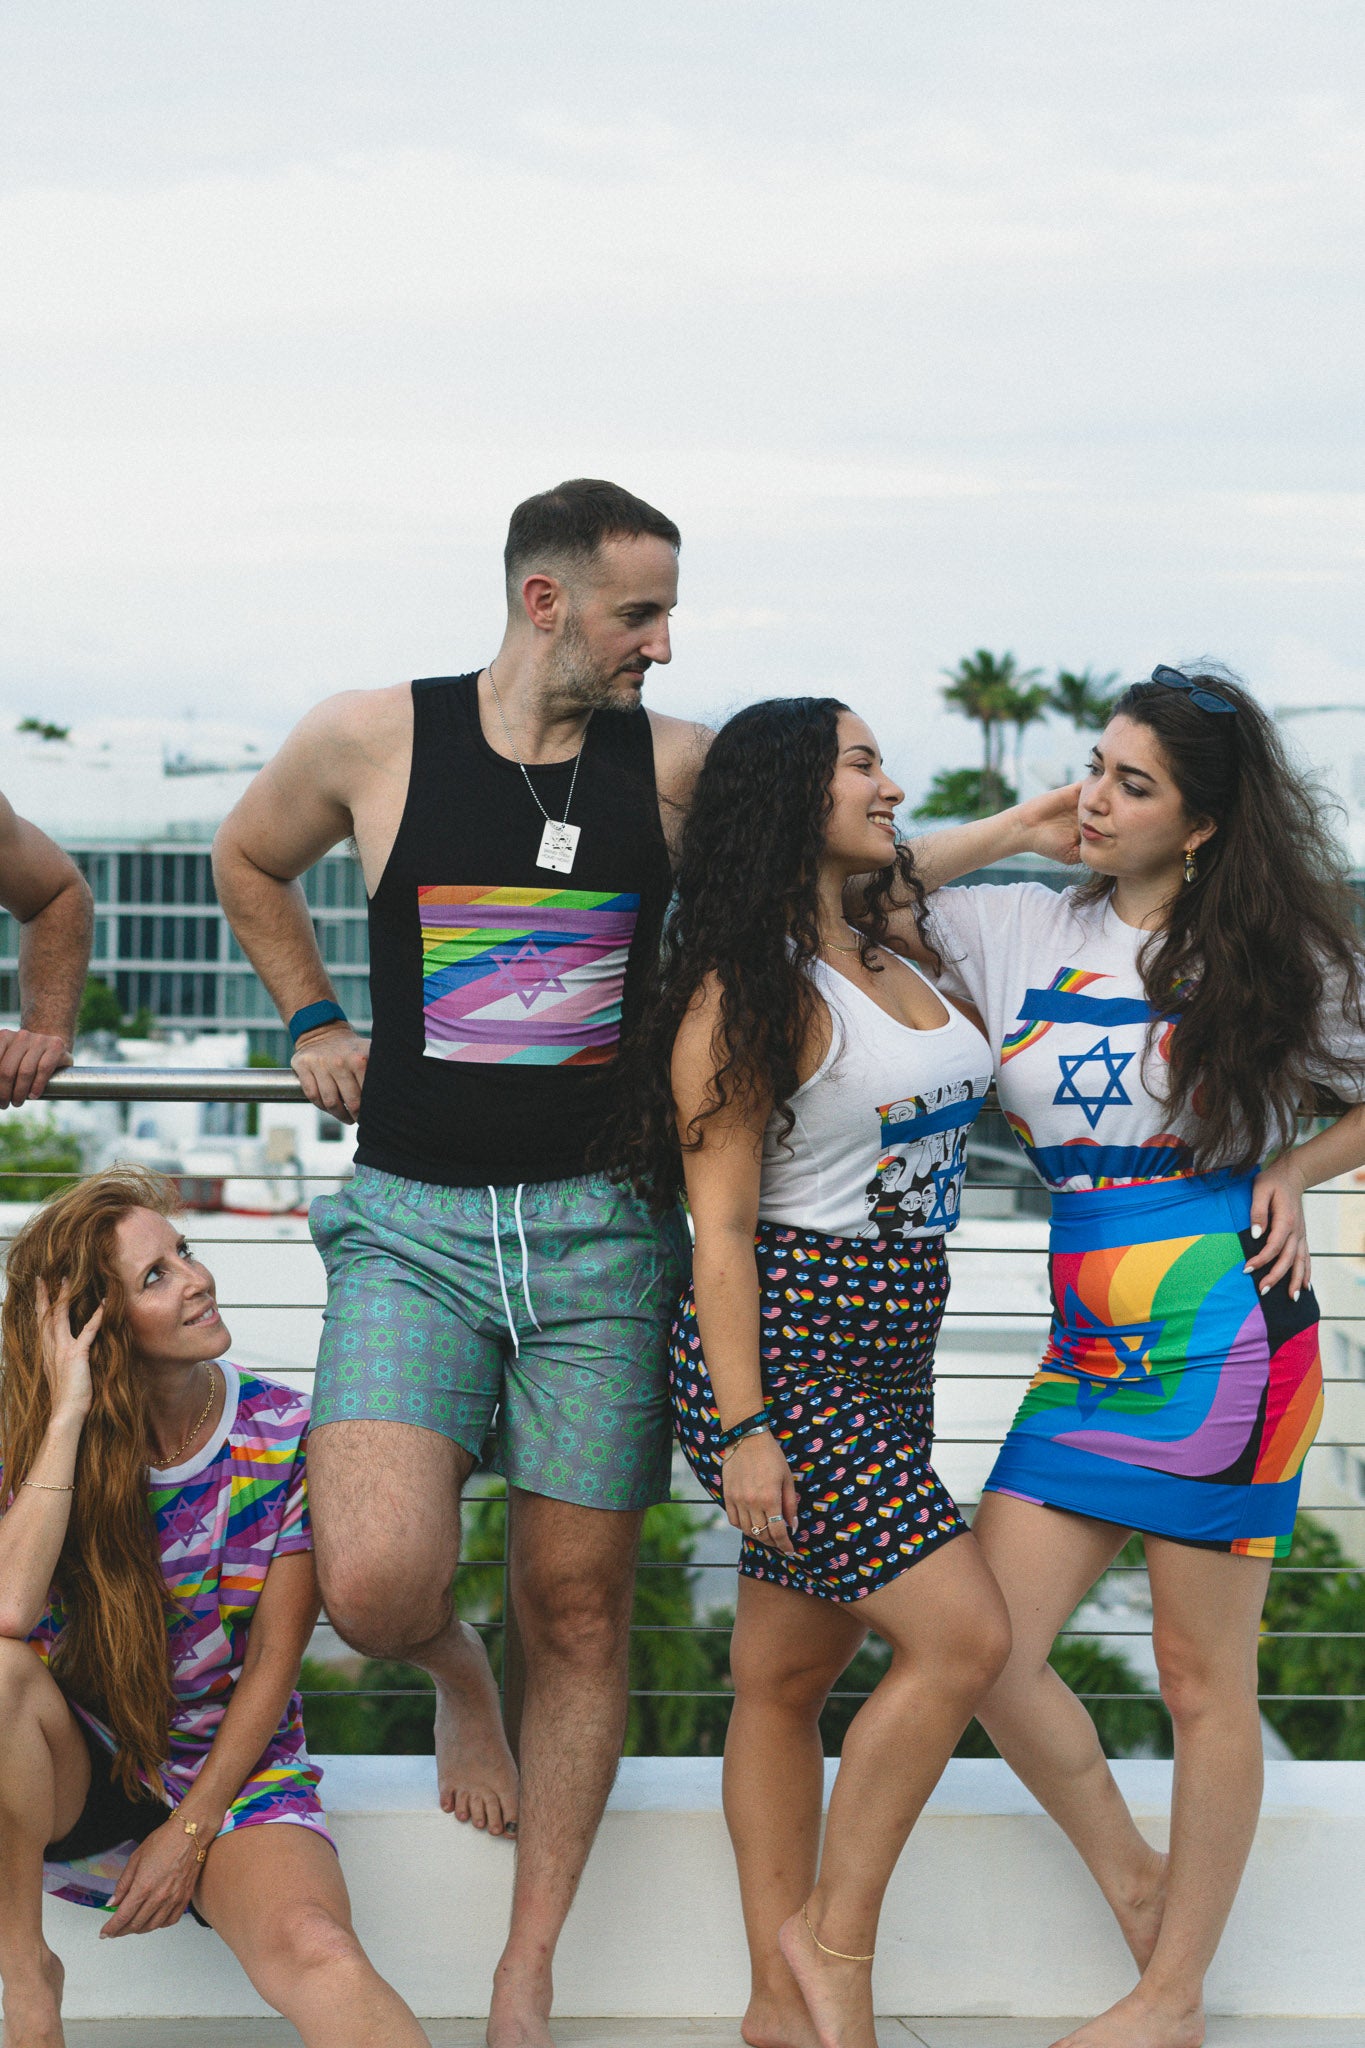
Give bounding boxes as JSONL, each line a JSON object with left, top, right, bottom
{"left": 15, "top": 1068, "right": 1365, "bottom": 1763}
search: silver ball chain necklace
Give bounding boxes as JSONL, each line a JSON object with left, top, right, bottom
{"left": 486, "top": 658, "right": 591, "bottom": 876}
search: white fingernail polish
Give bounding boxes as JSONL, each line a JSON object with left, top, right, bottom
{"left": 1260, "top": 1283, "right": 1271, "bottom": 1296}
{"left": 1250, "top": 1225, "right": 1263, "bottom": 1239}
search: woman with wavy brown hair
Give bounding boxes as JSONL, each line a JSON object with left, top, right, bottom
{"left": 610, "top": 698, "right": 1087, "bottom": 2048}
{"left": 0, "top": 1166, "right": 425, "bottom": 2048}
{"left": 879, "top": 666, "right": 1365, "bottom": 2048}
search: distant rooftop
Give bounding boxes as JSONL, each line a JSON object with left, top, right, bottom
{"left": 5, "top": 715, "right": 272, "bottom": 842}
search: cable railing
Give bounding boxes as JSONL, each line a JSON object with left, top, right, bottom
{"left": 14, "top": 1068, "right": 1365, "bottom": 1748}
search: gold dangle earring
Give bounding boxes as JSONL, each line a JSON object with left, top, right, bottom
{"left": 1183, "top": 848, "right": 1197, "bottom": 885}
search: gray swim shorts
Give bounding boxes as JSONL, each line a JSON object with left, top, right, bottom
{"left": 309, "top": 1166, "right": 691, "bottom": 1512}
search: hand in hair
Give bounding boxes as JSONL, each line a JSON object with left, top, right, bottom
{"left": 1014, "top": 781, "right": 1085, "bottom": 866}
{"left": 35, "top": 1277, "right": 103, "bottom": 1423}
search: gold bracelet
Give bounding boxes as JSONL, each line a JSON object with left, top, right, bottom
{"left": 182, "top": 1817, "right": 209, "bottom": 1864}
{"left": 22, "top": 1479, "right": 74, "bottom": 1493}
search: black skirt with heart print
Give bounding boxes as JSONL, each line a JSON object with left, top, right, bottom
{"left": 669, "top": 1222, "right": 969, "bottom": 1601}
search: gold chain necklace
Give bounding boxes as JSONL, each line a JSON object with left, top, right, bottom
{"left": 160, "top": 1363, "right": 218, "bottom": 1466}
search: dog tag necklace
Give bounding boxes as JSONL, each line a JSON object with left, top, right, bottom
{"left": 487, "top": 660, "right": 590, "bottom": 875}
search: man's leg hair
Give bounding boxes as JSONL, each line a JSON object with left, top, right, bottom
{"left": 307, "top": 1419, "right": 519, "bottom": 1835}
{"left": 486, "top": 1488, "right": 643, "bottom": 2048}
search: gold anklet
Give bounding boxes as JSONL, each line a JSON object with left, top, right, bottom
{"left": 803, "top": 1902, "right": 874, "bottom": 1963}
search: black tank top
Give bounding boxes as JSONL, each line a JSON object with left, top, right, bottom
{"left": 355, "top": 674, "right": 673, "bottom": 1186}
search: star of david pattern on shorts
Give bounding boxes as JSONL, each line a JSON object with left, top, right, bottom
{"left": 311, "top": 1167, "right": 686, "bottom": 1511}
{"left": 670, "top": 1224, "right": 968, "bottom": 1602}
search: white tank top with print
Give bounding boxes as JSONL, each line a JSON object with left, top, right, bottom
{"left": 756, "top": 951, "right": 993, "bottom": 1240}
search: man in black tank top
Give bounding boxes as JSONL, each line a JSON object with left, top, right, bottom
{"left": 214, "top": 480, "right": 709, "bottom": 2045}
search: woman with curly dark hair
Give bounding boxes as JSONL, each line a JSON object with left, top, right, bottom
{"left": 0, "top": 1167, "right": 426, "bottom": 2047}
{"left": 611, "top": 696, "right": 1079, "bottom": 2048}
{"left": 878, "top": 667, "right": 1365, "bottom": 2048}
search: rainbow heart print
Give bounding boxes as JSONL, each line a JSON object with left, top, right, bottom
{"left": 418, "top": 884, "right": 639, "bottom": 1066}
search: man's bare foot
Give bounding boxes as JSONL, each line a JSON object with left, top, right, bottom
{"left": 436, "top": 1619, "right": 520, "bottom": 1835}
{"left": 776, "top": 1904, "right": 876, "bottom": 2048}
{"left": 486, "top": 1949, "right": 554, "bottom": 2048}
{"left": 741, "top": 1987, "right": 822, "bottom": 2048}
{"left": 1113, "top": 1847, "right": 1169, "bottom": 1971}
{"left": 1, "top": 1947, "right": 65, "bottom": 2048}
{"left": 1051, "top": 1987, "right": 1205, "bottom": 2048}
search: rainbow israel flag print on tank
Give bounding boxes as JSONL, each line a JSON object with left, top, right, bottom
{"left": 419, "top": 884, "right": 639, "bottom": 1066}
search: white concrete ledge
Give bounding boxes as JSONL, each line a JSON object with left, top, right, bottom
{"left": 48, "top": 1758, "right": 1365, "bottom": 2020}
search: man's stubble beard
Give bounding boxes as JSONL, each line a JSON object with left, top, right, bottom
{"left": 549, "top": 605, "right": 645, "bottom": 714}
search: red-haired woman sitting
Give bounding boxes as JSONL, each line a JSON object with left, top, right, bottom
{"left": 0, "top": 1167, "right": 425, "bottom": 2048}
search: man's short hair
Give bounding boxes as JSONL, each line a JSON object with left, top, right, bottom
{"left": 504, "top": 478, "right": 680, "bottom": 596}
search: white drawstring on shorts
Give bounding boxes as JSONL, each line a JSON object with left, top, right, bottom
{"left": 488, "top": 1185, "right": 542, "bottom": 1355}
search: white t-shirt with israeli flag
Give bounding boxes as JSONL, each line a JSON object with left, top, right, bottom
{"left": 927, "top": 883, "right": 1196, "bottom": 1193}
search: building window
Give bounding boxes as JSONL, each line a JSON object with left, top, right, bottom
{"left": 202, "top": 1102, "right": 251, "bottom": 1138}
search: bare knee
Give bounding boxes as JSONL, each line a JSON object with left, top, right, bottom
{"left": 257, "top": 1903, "right": 368, "bottom": 2002}
{"left": 0, "top": 1638, "right": 50, "bottom": 1732}
{"left": 320, "top": 1563, "right": 453, "bottom": 1663}
{"left": 514, "top": 1574, "right": 630, "bottom": 1671}
{"left": 906, "top": 1592, "right": 1013, "bottom": 1710}
{"left": 948, "top": 1608, "right": 1013, "bottom": 1705}
{"left": 730, "top": 1630, "right": 847, "bottom": 1716}
{"left": 1153, "top": 1629, "right": 1252, "bottom": 1728}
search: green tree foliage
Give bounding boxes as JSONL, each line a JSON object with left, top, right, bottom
{"left": 912, "top": 766, "right": 1019, "bottom": 823}
{"left": 121, "top": 1006, "right": 157, "bottom": 1039}
{"left": 1258, "top": 1515, "right": 1365, "bottom": 1759}
{"left": 1050, "top": 668, "right": 1121, "bottom": 733}
{"left": 76, "top": 977, "right": 124, "bottom": 1036}
{"left": 17, "top": 717, "right": 70, "bottom": 742}
{"left": 0, "top": 1119, "right": 84, "bottom": 1201}
{"left": 940, "top": 651, "right": 1042, "bottom": 813}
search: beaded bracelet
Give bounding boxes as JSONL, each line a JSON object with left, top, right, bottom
{"left": 715, "top": 1408, "right": 771, "bottom": 1457}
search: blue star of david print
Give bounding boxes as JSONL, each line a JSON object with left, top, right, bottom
{"left": 923, "top": 1158, "right": 963, "bottom": 1230}
{"left": 1053, "top": 1036, "right": 1134, "bottom": 1129}
{"left": 1057, "top": 1287, "right": 1164, "bottom": 1402}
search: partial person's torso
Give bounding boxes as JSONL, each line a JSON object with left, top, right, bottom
{"left": 757, "top": 952, "right": 993, "bottom": 1238}
{"left": 929, "top": 882, "right": 1195, "bottom": 1192}
{"left": 25, "top": 1365, "right": 312, "bottom": 1759}
{"left": 357, "top": 674, "right": 674, "bottom": 1186}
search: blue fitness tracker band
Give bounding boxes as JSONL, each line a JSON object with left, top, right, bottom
{"left": 287, "top": 1000, "right": 349, "bottom": 1045}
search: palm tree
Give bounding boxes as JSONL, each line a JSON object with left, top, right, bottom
{"left": 1005, "top": 680, "right": 1053, "bottom": 798}
{"left": 1050, "top": 668, "right": 1120, "bottom": 733}
{"left": 940, "top": 650, "right": 1043, "bottom": 812}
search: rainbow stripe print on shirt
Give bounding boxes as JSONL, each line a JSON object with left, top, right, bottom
{"left": 1000, "top": 966, "right": 1111, "bottom": 1062}
{"left": 419, "top": 884, "right": 639, "bottom": 1067}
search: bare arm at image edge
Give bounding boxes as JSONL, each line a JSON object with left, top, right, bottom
{"left": 0, "top": 794, "right": 93, "bottom": 1107}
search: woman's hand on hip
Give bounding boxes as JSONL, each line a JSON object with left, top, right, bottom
{"left": 36, "top": 1278, "right": 102, "bottom": 1424}
{"left": 101, "top": 1813, "right": 214, "bottom": 1937}
{"left": 1247, "top": 1157, "right": 1310, "bottom": 1300}
{"left": 721, "top": 1431, "right": 799, "bottom": 1557}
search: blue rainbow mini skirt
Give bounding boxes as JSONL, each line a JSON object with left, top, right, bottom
{"left": 985, "top": 1172, "right": 1323, "bottom": 1559}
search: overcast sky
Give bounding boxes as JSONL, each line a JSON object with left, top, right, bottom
{"left": 2, "top": 1, "right": 1362, "bottom": 809}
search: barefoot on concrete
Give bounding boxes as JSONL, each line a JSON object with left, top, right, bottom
{"left": 1050, "top": 1987, "right": 1205, "bottom": 2048}
{"left": 741, "top": 1987, "right": 823, "bottom": 2048}
{"left": 1, "top": 1946, "right": 65, "bottom": 2048}
{"left": 486, "top": 1950, "right": 555, "bottom": 2048}
{"left": 776, "top": 1905, "right": 877, "bottom": 2048}
{"left": 435, "top": 1618, "right": 520, "bottom": 1835}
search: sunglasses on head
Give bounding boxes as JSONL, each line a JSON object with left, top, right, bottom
{"left": 1149, "top": 665, "right": 1236, "bottom": 715}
